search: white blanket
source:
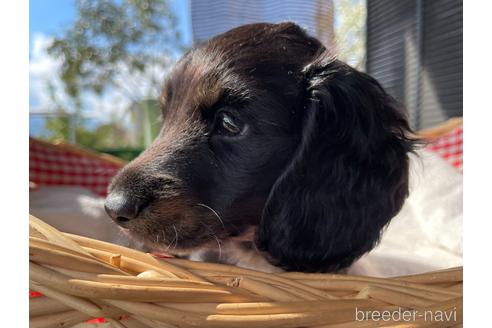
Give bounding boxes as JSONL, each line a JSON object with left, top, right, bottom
{"left": 348, "top": 150, "right": 463, "bottom": 276}
{"left": 29, "top": 186, "right": 131, "bottom": 246}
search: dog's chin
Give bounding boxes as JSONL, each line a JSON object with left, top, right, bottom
{"left": 115, "top": 225, "right": 219, "bottom": 257}
{"left": 151, "top": 241, "right": 217, "bottom": 259}
{"left": 117, "top": 225, "right": 258, "bottom": 259}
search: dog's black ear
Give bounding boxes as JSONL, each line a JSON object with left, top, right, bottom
{"left": 256, "top": 55, "right": 416, "bottom": 272}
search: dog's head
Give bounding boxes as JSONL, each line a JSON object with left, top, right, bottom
{"left": 105, "top": 22, "right": 415, "bottom": 272}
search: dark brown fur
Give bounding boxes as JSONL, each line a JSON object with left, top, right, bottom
{"left": 105, "top": 22, "right": 415, "bottom": 272}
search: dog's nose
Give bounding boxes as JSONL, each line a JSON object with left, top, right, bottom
{"left": 104, "top": 192, "right": 143, "bottom": 226}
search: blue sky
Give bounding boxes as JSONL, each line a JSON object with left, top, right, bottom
{"left": 29, "top": 0, "right": 193, "bottom": 55}
{"left": 29, "top": 0, "right": 193, "bottom": 137}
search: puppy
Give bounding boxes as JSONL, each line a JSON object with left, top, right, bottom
{"left": 105, "top": 22, "right": 415, "bottom": 273}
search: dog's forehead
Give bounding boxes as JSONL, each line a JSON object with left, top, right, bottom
{"left": 160, "top": 51, "right": 248, "bottom": 120}
{"left": 160, "top": 23, "right": 322, "bottom": 121}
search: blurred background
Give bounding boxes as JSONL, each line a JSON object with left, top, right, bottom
{"left": 29, "top": 0, "right": 463, "bottom": 161}
{"left": 28, "top": 1, "right": 463, "bottom": 275}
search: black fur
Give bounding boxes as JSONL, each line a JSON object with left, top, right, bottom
{"left": 256, "top": 55, "right": 415, "bottom": 272}
{"left": 105, "top": 22, "right": 416, "bottom": 272}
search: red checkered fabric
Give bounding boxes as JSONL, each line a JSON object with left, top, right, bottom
{"left": 425, "top": 125, "right": 463, "bottom": 172}
{"left": 29, "top": 139, "right": 123, "bottom": 197}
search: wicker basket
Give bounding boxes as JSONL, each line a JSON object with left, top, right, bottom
{"left": 29, "top": 215, "right": 462, "bottom": 328}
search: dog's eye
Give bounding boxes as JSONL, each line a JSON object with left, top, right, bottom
{"left": 217, "top": 112, "right": 243, "bottom": 136}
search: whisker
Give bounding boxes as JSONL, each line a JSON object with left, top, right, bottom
{"left": 196, "top": 220, "right": 223, "bottom": 260}
{"left": 196, "top": 203, "right": 226, "bottom": 229}
{"left": 212, "top": 234, "right": 222, "bottom": 260}
{"left": 165, "top": 227, "right": 176, "bottom": 251}
{"left": 172, "top": 225, "right": 179, "bottom": 249}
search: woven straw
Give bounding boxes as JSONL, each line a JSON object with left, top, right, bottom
{"left": 29, "top": 215, "right": 463, "bottom": 328}
{"left": 417, "top": 117, "right": 463, "bottom": 140}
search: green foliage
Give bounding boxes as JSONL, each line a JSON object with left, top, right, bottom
{"left": 131, "top": 99, "right": 161, "bottom": 146}
{"left": 75, "top": 122, "right": 125, "bottom": 149}
{"left": 44, "top": 115, "right": 71, "bottom": 141}
{"left": 98, "top": 148, "right": 144, "bottom": 161}
{"left": 40, "top": 0, "right": 182, "bottom": 153}
{"left": 334, "top": 0, "right": 366, "bottom": 70}
{"left": 43, "top": 114, "right": 130, "bottom": 149}
{"left": 48, "top": 0, "right": 182, "bottom": 99}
